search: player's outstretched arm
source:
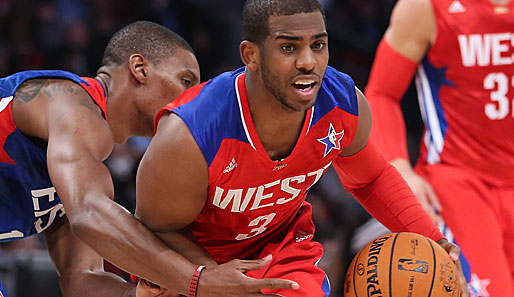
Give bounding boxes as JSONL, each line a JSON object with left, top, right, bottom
{"left": 365, "top": 0, "right": 442, "bottom": 223}
{"left": 41, "top": 81, "right": 212, "bottom": 293}
{"left": 45, "top": 216, "right": 178, "bottom": 297}
{"left": 334, "top": 89, "right": 470, "bottom": 297}
{"left": 136, "top": 112, "right": 299, "bottom": 296}
{"left": 333, "top": 88, "right": 443, "bottom": 241}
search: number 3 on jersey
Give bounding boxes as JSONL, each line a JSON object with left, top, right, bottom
{"left": 235, "top": 213, "right": 276, "bottom": 240}
{"left": 484, "top": 72, "right": 514, "bottom": 120}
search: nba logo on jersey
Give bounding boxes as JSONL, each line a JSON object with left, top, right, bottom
{"left": 317, "top": 123, "right": 344, "bottom": 157}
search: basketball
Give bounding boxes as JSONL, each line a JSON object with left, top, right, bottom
{"left": 344, "top": 232, "right": 460, "bottom": 297}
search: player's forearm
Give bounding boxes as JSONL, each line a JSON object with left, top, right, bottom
{"left": 333, "top": 141, "right": 443, "bottom": 242}
{"left": 348, "top": 164, "right": 444, "bottom": 242}
{"left": 156, "top": 228, "right": 217, "bottom": 269}
{"left": 59, "top": 270, "right": 136, "bottom": 297}
{"left": 365, "top": 39, "right": 418, "bottom": 161}
{"left": 67, "top": 197, "right": 196, "bottom": 295}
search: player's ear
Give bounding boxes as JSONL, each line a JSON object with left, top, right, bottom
{"left": 129, "top": 54, "right": 148, "bottom": 84}
{"left": 240, "top": 40, "right": 260, "bottom": 72}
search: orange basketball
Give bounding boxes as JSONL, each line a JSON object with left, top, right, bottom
{"left": 344, "top": 232, "right": 460, "bottom": 297}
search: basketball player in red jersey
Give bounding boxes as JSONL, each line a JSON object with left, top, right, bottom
{"left": 0, "top": 20, "right": 294, "bottom": 297}
{"left": 365, "top": 0, "right": 514, "bottom": 295}
{"left": 136, "top": 1, "right": 469, "bottom": 296}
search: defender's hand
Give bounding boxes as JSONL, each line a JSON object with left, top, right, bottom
{"left": 437, "top": 239, "right": 470, "bottom": 297}
{"left": 197, "top": 255, "right": 299, "bottom": 297}
{"left": 391, "top": 159, "right": 442, "bottom": 225}
{"left": 136, "top": 278, "right": 182, "bottom": 297}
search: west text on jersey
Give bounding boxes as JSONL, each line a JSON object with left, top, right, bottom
{"left": 458, "top": 33, "right": 514, "bottom": 67}
{"left": 212, "top": 163, "right": 331, "bottom": 213}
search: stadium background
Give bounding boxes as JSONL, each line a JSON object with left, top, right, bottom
{"left": 0, "top": 0, "right": 423, "bottom": 296}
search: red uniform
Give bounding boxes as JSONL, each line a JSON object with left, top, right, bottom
{"left": 158, "top": 67, "right": 443, "bottom": 296}
{"left": 367, "top": 1, "right": 514, "bottom": 296}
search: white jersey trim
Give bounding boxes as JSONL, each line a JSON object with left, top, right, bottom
{"left": 235, "top": 73, "right": 257, "bottom": 151}
{"left": 415, "top": 65, "right": 444, "bottom": 164}
{"left": 0, "top": 96, "right": 13, "bottom": 113}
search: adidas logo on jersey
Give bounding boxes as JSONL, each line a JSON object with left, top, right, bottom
{"left": 295, "top": 230, "right": 313, "bottom": 242}
{"left": 223, "top": 158, "right": 238, "bottom": 173}
{"left": 448, "top": 0, "right": 466, "bottom": 13}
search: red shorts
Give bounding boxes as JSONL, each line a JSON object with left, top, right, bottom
{"left": 416, "top": 163, "right": 514, "bottom": 297}
{"left": 246, "top": 202, "right": 330, "bottom": 297}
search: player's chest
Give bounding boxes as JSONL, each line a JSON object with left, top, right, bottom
{"left": 206, "top": 116, "right": 352, "bottom": 214}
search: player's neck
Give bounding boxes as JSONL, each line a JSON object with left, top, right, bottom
{"left": 95, "top": 68, "right": 111, "bottom": 99}
{"left": 245, "top": 72, "right": 306, "bottom": 160}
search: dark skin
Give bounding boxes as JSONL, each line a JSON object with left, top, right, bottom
{"left": 9, "top": 48, "right": 211, "bottom": 296}
{"left": 137, "top": 11, "right": 467, "bottom": 297}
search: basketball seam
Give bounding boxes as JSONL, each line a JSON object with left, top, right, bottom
{"left": 426, "top": 237, "right": 437, "bottom": 297}
{"left": 353, "top": 248, "right": 364, "bottom": 297}
{"left": 389, "top": 233, "right": 400, "bottom": 297}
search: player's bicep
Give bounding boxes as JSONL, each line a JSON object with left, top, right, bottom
{"left": 385, "top": 0, "right": 435, "bottom": 62}
{"left": 341, "top": 88, "right": 371, "bottom": 157}
{"left": 136, "top": 113, "right": 208, "bottom": 233}
{"left": 46, "top": 107, "right": 114, "bottom": 211}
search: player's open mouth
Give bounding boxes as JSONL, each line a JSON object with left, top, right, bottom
{"left": 292, "top": 79, "right": 317, "bottom": 92}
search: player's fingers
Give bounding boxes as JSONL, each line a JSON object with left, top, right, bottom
{"left": 140, "top": 279, "right": 162, "bottom": 294}
{"left": 251, "top": 277, "right": 299, "bottom": 291}
{"left": 233, "top": 254, "right": 273, "bottom": 272}
{"left": 456, "top": 260, "right": 470, "bottom": 297}
{"left": 424, "top": 183, "right": 442, "bottom": 211}
{"left": 416, "top": 193, "right": 441, "bottom": 225}
{"left": 437, "top": 239, "right": 461, "bottom": 262}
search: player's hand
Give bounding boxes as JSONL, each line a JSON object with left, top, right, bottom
{"left": 391, "top": 159, "right": 442, "bottom": 225}
{"left": 136, "top": 278, "right": 182, "bottom": 297}
{"left": 437, "top": 239, "right": 470, "bottom": 297}
{"left": 197, "top": 254, "right": 299, "bottom": 297}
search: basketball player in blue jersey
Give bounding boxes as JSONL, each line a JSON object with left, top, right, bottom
{"left": 0, "top": 20, "right": 294, "bottom": 297}
{"left": 135, "top": 1, "right": 469, "bottom": 296}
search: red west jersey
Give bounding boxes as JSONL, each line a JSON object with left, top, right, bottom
{"left": 157, "top": 67, "right": 359, "bottom": 263}
{"left": 416, "top": 0, "right": 514, "bottom": 186}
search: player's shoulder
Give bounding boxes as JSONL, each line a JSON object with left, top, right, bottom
{"left": 318, "top": 66, "right": 358, "bottom": 116}
{"left": 1, "top": 70, "right": 83, "bottom": 97}
{"left": 172, "top": 67, "right": 243, "bottom": 116}
{"left": 390, "top": 0, "right": 434, "bottom": 26}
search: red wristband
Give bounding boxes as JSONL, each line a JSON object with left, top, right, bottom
{"left": 188, "top": 265, "right": 206, "bottom": 297}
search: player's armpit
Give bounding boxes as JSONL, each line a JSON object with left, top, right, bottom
{"left": 136, "top": 112, "right": 209, "bottom": 233}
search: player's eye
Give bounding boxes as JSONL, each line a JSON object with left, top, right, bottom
{"left": 312, "top": 41, "right": 326, "bottom": 51}
{"left": 281, "top": 44, "right": 295, "bottom": 53}
{"left": 182, "top": 78, "right": 192, "bottom": 88}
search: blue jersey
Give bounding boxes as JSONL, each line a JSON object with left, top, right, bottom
{"left": 0, "top": 70, "right": 106, "bottom": 242}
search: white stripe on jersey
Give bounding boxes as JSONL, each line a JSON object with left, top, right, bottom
{"left": 235, "top": 73, "right": 257, "bottom": 151}
{"left": 0, "top": 96, "right": 13, "bottom": 113}
{"left": 415, "top": 65, "right": 444, "bottom": 164}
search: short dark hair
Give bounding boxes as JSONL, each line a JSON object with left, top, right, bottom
{"left": 102, "top": 21, "right": 194, "bottom": 66}
{"left": 242, "top": 0, "right": 326, "bottom": 45}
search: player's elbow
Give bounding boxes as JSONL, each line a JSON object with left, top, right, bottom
{"left": 66, "top": 200, "right": 106, "bottom": 243}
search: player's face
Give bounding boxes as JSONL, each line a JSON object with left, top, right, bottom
{"left": 146, "top": 48, "right": 200, "bottom": 116}
{"left": 260, "top": 11, "right": 328, "bottom": 112}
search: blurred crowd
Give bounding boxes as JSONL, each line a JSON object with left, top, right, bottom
{"left": 0, "top": 0, "right": 422, "bottom": 296}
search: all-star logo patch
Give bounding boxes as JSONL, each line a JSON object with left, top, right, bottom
{"left": 317, "top": 123, "right": 344, "bottom": 157}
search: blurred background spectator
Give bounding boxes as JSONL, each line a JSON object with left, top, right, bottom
{"left": 0, "top": 1, "right": 423, "bottom": 296}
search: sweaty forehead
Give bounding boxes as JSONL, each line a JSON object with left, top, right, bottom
{"left": 268, "top": 11, "right": 326, "bottom": 38}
